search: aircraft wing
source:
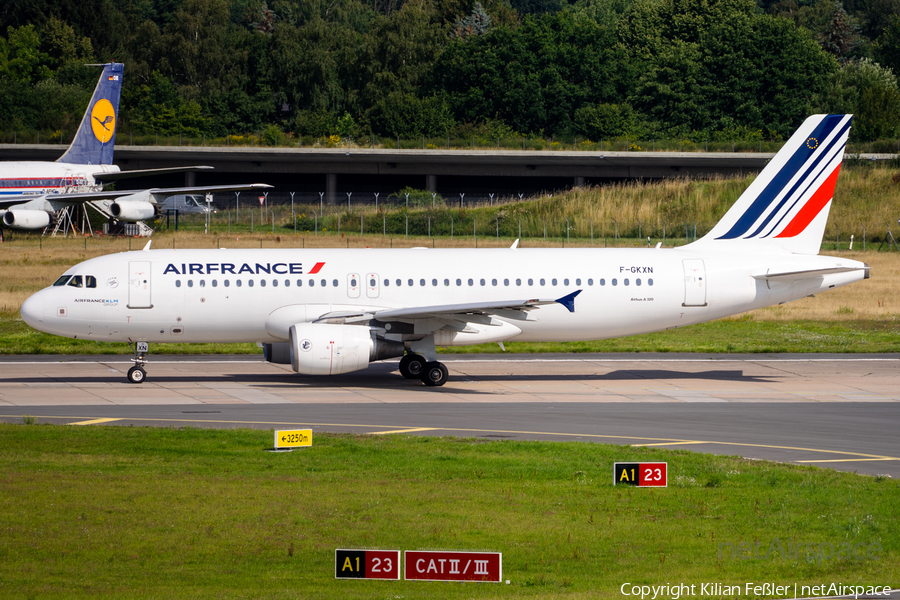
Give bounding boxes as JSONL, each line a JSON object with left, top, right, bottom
{"left": 374, "top": 290, "right": 582, "bottom": 321}
{"left": 92, "top": 166, "right": 215, "bottom": 182}
{"left": 313, "top": 291, "right": 582, "bottom": 328}
{"left": 0, "top": 183, "right": 272, "bottom": 208}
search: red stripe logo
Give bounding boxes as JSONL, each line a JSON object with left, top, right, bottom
{"left": 775, "top": 164, "right": 841, "bottom": 238}
{"left": 308, "top": 262, "right": 325, "bottom": 274}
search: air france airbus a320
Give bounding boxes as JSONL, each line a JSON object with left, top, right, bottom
{"left": 22, "top": 114, "right": 868, "bottom": 386}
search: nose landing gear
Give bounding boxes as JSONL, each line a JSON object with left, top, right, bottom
{"left": 127, "top": 341, "right": 149, "bottom": 384}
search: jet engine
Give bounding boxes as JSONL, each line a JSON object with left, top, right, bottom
{"left": 287, "top": 323, "right": 404, "bottom": 375}
{"left": 3, "top": 210, "right": 51, "bottom": 230}
{"left": 110, "top": 201, "right": 156, "bottom": 221}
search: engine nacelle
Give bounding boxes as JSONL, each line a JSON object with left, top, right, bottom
{"left": 288, "top": 323, "right": 404, "bottom": 375}
{"left": 110, "top": 201, "right": 156, "bottom": 221}
{"left": 3, "top": 210, "right": 51, "bottom": 230}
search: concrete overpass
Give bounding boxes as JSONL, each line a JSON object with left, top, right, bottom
{"left": 1, "top": 143, "right": 780, "bottom": 204}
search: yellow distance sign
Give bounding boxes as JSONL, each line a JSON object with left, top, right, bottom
{"left": 275, "top": 429, "right": 312, "bottom": 448}
{"left": 90, "top": 99, "right": 116, "bottom": 143}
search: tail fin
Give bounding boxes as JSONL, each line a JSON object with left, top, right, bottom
{"left": 692, "top": 114, "right": 852, "bottom": 255}
{"left": 57, "top": 63, "right": 124, "bottom": 165}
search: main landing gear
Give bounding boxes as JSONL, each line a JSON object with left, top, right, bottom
{"left": 399, "top": 353, "right": 448, "bottom": 387}
{"left": 127, "top": 341, "right": 149, "bottom": 384}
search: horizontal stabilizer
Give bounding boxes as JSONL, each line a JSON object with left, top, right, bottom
{"left": 752, "top": 266, "right": 868, "bottom": 281}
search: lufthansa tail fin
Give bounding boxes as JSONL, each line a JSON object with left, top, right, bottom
{"left": 691, "top": 114, "right": 852, "bottom": 255}
{"left": 57, "top": 63, "right": 124, "bottom": 165}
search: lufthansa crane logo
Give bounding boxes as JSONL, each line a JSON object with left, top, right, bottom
{"left": 91, "top": 99, "right": 116, "bottom": 143}
{"left": 806, "top": 137, "right": 818, "bottom": 150}
{"left": 300, "top": 339, "right": 312, "bottom": 352}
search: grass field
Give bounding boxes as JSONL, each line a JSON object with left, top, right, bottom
{"left": 0, "top": 424, "right": 896, "bottom": 599}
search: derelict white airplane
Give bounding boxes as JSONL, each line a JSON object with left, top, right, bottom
{"left": 22, "top": 114, "right": 867, "bottom": 386}
{"left": 0, "top": 62, "right": 270, "bottom": 230}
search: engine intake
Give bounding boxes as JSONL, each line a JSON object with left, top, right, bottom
{"left": 3, "top": 210, "right": 51, "bottom": 230}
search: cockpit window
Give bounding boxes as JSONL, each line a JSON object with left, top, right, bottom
{"left": 67, "top": 275, "right": 83, "bottom": 288}
{"left": 85, "top": 276, "right": 97, "bottom": 288}
{"left": 53, "top": 276, "right": 71, "bottom": 286}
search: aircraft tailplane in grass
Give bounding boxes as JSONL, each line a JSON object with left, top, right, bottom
{"left": 21, "top": 115, "right": 868, "bottom": 386}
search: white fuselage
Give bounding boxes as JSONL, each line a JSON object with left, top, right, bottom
{"left": 0, "top": 162, "right": 118, "bottom": 196}
{"left": 21, "top": 246, "right": 867, "bottom": 346}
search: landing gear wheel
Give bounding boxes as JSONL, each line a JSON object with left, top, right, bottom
{"left": 127, "top": 366, "right": 146, "bottom": 384}
{"left": 399, "top": 354, "right": 427, "bottom": 379}
{"left": 421, "top": 361, "right": 449, "bottom": 387}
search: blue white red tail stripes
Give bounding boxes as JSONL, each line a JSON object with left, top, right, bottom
{"left": 694, "top": 114, "right": 852, "bottom": 255}
{"left": 57, "top": 63, "right": 123, "bottom": 166}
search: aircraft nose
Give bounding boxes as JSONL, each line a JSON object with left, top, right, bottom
{"left": 20, "top": 292, "right": 45, "bottom": 329}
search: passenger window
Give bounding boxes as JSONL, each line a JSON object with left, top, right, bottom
{"left": 53, "top": 276, "right": 71, "bottom": 286}
{"left": 492, "top": 279, "right": 497, "bottom": 286}
{"left": 624, "top": 279, "right": 630, "bottom": 286}
{"left": 480, "top": 279, "right": 485, "bottom": 286}
{"left": 612, "top": 279, "right": 617, "bottom": 286}
{"left": 369, "top": 278, "right": 375, "bottom": 287}
{"left": 176, "top": 280, "right": 181, "bottom": 288}
{"left": 456, "top": 279, "right": 462, "bottom": 286}
{"left": 260, "top": 280, "right": 265, "bottom": 287}
{"left": 432, "top": 279, "right": 438, "bottom": 286}
{"left": 309, "top": 279, "right": 315, "bottom": 287}
{"left": 85, "top": 276, "right": 97, "bottom": 288}
{"left": 350, "top": 278, "right": 357, "bottom": 287}
{"left": 420, "top": 279, "right": 425, "bottom": 286}
{"left": 225, "top": 280, "right": 230, "bottom": 287}
{"left": 575, "top": 278, "right": 581, "bottom": 286}
{"left": 396, "top": 279, "right": 401, "bottom": 286}
{"left": 249, "top": 280, "right": 254, "bottom": 287}
{"left": 636, "top": 279, "right": 641, "bottom": 286}
{"left": 296, "top": 279, "right": 302, "bottom": 287}
{"left": 407, "top": 279, "right": 413, "bottom": 287}
{"left": 504, "top": 279, "right": 509, "bottom": 286}
{"left": 540, "top": 278, "right": 545, "bottom": 286}
{"left": 600, "top": 278, "right": 605, "bottom": 286}
{"left": 284, "top": 280, "right": 289, "bottom": 287}
{"left": 528, "top": 278, "right": 533, "bottom": 286}
{"left": 564, "top": 278, "right": 570, "bottom": 286}
{"left": 649, "top": 278, "right": 654, "bottom": 286}
{"left": 516, "top": 278, "right": 521, "bottom": 286}
{"left": 200, "top": 280, "right": 206, "bottom": 287}
{"left": 212, "top": 280, "right": 218, "bottom": 287}
{"left": 384, "top": 279, "right": 389, "bottom": 286}
{"left": 468, "top": 278, "right": 474, "bottom": 286}
{"left": 67, "top": 275, "right": 83, "bottom": 288}
{"left": 444, "top": 279, "right": 450, "bottom": 286}
{"left": 188, "top": 280, "right": 194, "bottom": 288}
{"left": 587, "top": 278, "right": 593, "bottom": 286}
{"left": 551, "top": 278, "right": 557, "bottom": 286}
{"left": 237, "top": 280, "right": 242, "bottom": 287}
{"left": 332, "top": 280, "right": 337, "bottom": 287}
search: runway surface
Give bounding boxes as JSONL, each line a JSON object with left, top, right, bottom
{"left": 1, "top": 353, "right": 898, "bottom": 477}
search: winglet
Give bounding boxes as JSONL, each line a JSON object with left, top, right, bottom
{"left": 555, "top": 290, "right": 582, "bottom": 313}
{"left": 510, "top": 239, "right": 519, "bottom": 249}
{"left": 142, "top": 240, "right": 152, "bottom": 251}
